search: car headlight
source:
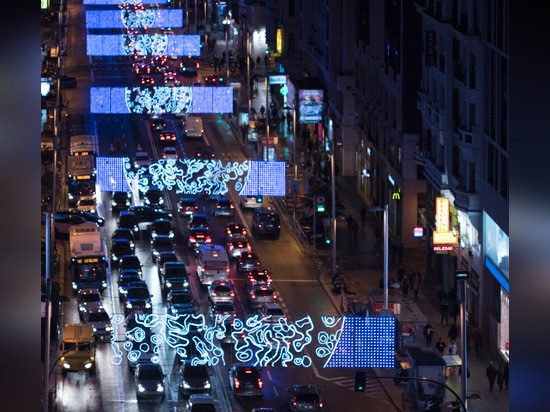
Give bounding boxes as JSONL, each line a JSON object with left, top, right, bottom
{"left": 165, "top": 281, "right": 172, "bottom": 288}
{"left": 111, "top": 200, "right": 117, "bottom": 206}
{"left": 106, "top": 325, "right": 113, "bottom": 332}
{"left": 126, "top": 302, "right": 133, "bottom": 309}
{"left": 145, "top": 302, "right": 152, "bottom": 309}
{"left": 159, "top": 198, "right": 164, "bottom": 204}
{"left": 204, "top": 381, "right": 211, "bottom": 389}
{"left": 138, "top": 384, "right": 145, "bottom": 393}
{"left": 156, "top": 383, "right": 164, "bottom": 392}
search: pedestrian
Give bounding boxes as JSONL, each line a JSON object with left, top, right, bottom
{"left": 486, "top": 361, "right": 498, "bottom": 392}
{"left": 503, "top": 362, "right": 509, "bottom": 390}
{"left": 401, "top": 276, "right": 410, "bottom": 299}
{"left": 435, "top": 337, "right": 446, "bottom": 354}
{"left": 471, "top": 326, "right": 483, "bottom": 353}
{"left": 448, "top": 324, "right": 459, "bottom": 342}
{"left": 256, "top": 55, "right": 261, "bottom": 68}
{"left": 449, "top": 303, "right": 459, "bottom": 324}
{"left": 440, "top": 301, "right": 450, "bottom": 325}
{"left": 413, "top": 273, "right": 422, "bottom": 300}
{"left": 397, "top": 266, "right": 405, "bottom": 282}
{"left": 360, "top": 205, "right": 367, "bottom": 226}
{"left": 447, "top": 340, "right": 457, "bottom": 355}
{"left": 423, "top": 323, "right": 434, "bottom": 346}
{"left": 346, "top": 214, "right": 354, "bottom": 235}
{"left": 496, "top": 364, "right": 505, "bottom": 391}
{"left": 260, "top": 105, "right": 265, "bottom": 118}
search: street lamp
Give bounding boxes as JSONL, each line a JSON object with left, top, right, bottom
{"left": 369, "top": 205, "right": 389, "bottom": 309}
{"left": 222, "top": 15, "right": 231, "bottom": 81}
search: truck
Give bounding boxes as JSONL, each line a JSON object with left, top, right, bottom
{"left": 67, "top": 134, "right": 98, "bottom": 182}
{"left": 69, "top": 223, "right": 108, "bottom": 293}
{"left": 60, "top": 323, "right": 96, "bottom": 376}
{"left": 183, "top": 115, "right": 204, "bottom": 139}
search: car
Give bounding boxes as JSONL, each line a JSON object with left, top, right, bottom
{"left": 52, "top": 211, "right": 89, "bottom": 236}
{"left": 186, "top": 394, "right": 217, "bottom": 412}
{"left": 70, "top": 209, "right": 105, "bottom": 227}
{"left": 236, "top": 251, "right": 262, "bottom": 275}
{"left": 213, "top": 197, "right": 234, "bottom": 217}
{"left": 179, "top": 56, "right": 200, "bottom": 74}
{"left": 258, "top": 302, "right": 287, "bottom": 324}
{"left": 119, "top": 254, "right": 142, "bottom": 276}
{"left": 207, "top": 279, "right": 235, "bottom": 304}
{"left": 150, "top": 55, "right": 168, "bottom": 72}
{"left": 67, "top": 180, "right": 95, "bottom": 206}
{"left": 239, "top": 195, "right": 265, "bottom": 209}
{"left": 155, "top": 251, "right": 180, "bottom": 276}
{"left": 159, "top": 130, "right": 177, "bottom": 146}
{"left": 81, "top": 305, "right": 113, "bottom": 341}
{"left": 124, "top": 281, "right": 153, "bottom": 316}
{"left": 210, "top": 301, "right": 236, "bottom": 325}
{"left": 60, "top": 75, "right": 78, "bottom": 88}
{"left": 178, "top": 361, "right": 212, "bottom": 396}
{"left": 76, "top": 195, "right": 97, "bottom": 214}
{"left": 111, "top": 191, "right": 131, "bottom": 212}
{"left": 194, "top": 145, "right": 215, "bottom": 159}
{"left": 187, "top": 227, "right": 212, "bottom": 249}
{"left": 149, "top": 115, "right": 166, "bottom": 131}
{"left": 162, "top": 146, "right": 178, "bottom": 160}
{"left": 248, "top": 283, "right": 277, "bottom": 309}
{"left": 150, "top": 218, "right": 174, "bottom": 239}
{"left": 126, "top": 338, "right": 158, "bottom": 370}
{"left": 118, "top": 210, "right": 140, "bottom": 234}
{"left": 287, "top": 384, "right": 324, "bottom": 412}
{"left": 130, "top": 205, "right": 172, "bottom": 222}
{"left": 151, "top": 235, "right": 174, "bottom": 262}
{"left": 251, "top": 409, "right": 276, "bottom": 412}
{"left": 183, "top": 115, "right": 204, "bottom": 138}
{"left": 187, "top": 214, "right": 210, "bottom": 231}
{"left": 178, "top": 197, "right": 199, "bottom": 217}
{"left": 112, "top": 228, "right": 135, "bottom": 249}
{"left": 134, "top": 151, "right": 152, "bottom": 170}
{"left": 143, "top": 188, "right": 165, "bottom": 208}
{"left": 245, "top": 267, "right": 272, "bottom": 290}
{"left": 164, "top": 74, "right": 181, "bottom": 87}
{"left": 76, "top": 287, "right": 103, "bottom": 316}
{"left": 161, "top": 261, "right": 189, "bottom": 296}
{"left": 251, "top": 207, "right": 281, "bottom": 239}
{"left": 134, "top": 362, "right": 166, "bottom": 401}
{"left": 226, "top": 237, "right": 251, "bottom": 259}
{"left": 111, "top": 238, "right": 136, "bottom": 266}
{"left": 203, "top": 74, "right": 226, "bottom": 85}
{"left": 140, "top": 74, "right": 155, "bottom": 85}
{"left": 133, "top": 62, "right": 151, "bottom": 75}
{"left": 117, "top": 269, "right": 143, "bottom": 301}
{"left": 166, "top": 289, "right": 196, "bottom": 316}
{"left": 225, "top": 222, "right": 247, "bottom": 240}
{"left": 228, "top": 363, "right": 263, "bottom": 397}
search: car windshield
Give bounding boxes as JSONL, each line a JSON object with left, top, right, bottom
{"left": 190, "top": 404, "right": 216, "bottom": 412}
{"left": 295, "top": 393, "right": 320, "bottom": 403}
{"left": 266, "top": 308, "right": 284, "bottom": 317}
{"left": 153, "top": 238, "right": 173, "bottom": 247}
{"left": 254, "top": 289, "right": 274, "bottom": 297}
{"left": 171, "top": 294, "right": 193, "bottom": 304}
{"left": 215, "top": 304, "right": 234, "bottom": 312}
{"left": 184, "top": 366, "right": 208, "bottom": 378}
{"left": 127, "top": 288, "right": 150, "bottom": 299}
{"left": 79, "top": 293, "right": 100, "bottom": 302}
{"left": 139, "top": 367, "right": 162, "bottom": 380}
{"left": 88, "top": 312, "right": 110, "bottom": 322}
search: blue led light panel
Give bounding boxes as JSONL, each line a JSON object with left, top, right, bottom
{"left": 86, "top": 10, "right": 184, "bottom": 29}
{"left": 324, "top": 316, "right": 396, "bottom": 369}
{"left": 190, "top": 87, "right": 234, "bottom": 114}
{"left": 239, "top": 161, "right": 286, "bottom": 197}
{"left": 84, "top": 0, "right": 168, "bottom": 4}
{"left": 86, "top": 34, "right": 200, "bottom": 57}
{"left": 96, "top": 157, "right": 132, "bottom": 193}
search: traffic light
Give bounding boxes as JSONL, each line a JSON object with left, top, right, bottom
{"left": 256, "top": 195, "right": 263, "bottom": 204}
{"left": 354, "top": 371, "right": 366, "bottom": 392}
{"left": 316, "top": 196, "right": 326, "bottom": 213}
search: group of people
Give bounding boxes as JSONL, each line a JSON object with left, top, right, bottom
{"left": 486, "top": 361, "right": 509, "bottom": 392}
{"left": 384, "top": 267, "right": 423, "bottom": 300}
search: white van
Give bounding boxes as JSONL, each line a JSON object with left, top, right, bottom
{"left": 194, "top": 244, "right": 230, "bottom": 286}
{"left": 184, "top": 115, "right": 204, "bottom": 139}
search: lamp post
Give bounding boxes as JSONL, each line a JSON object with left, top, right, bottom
{"left": 369, "top": 205, "right": 389, "bottom": 309}
{"left": 222, "top": 15, "right": 231, "bottom": 81}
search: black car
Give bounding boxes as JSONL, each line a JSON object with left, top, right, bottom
{"left": 150, "top": 218, "right": 174, "bottom": 239}
{"left": 111, "top": 239, "right": 136, "bottom": 266}
{"left": 143, "top": 189, "right": 165, "bottom": 209}
{"left": 178, "top": 197, "right": 199, "bottom": 217}
{"left": 236, "top": 251, "right": 262, "bottom": 275}
{"left": 112, "top": 228, "right": 135, "bottom": 249}
{"left": 251, "top": 207, "right": 280, "bottom": 239}
{"left": 187, "top": 227, "right": 212, "bottom": 249}
{"left": 150, "top": 115, "right": 166, "bottom": 131}
{"left": 228, "top": 363, "right": 263, "bottom": 397}
{"left": 166, "top": 289, "right": 196, "bottom": 316}
{"left": 187, "top": 214, "right": 210, "bottom": 231}
{"left": 118, "top": 210, "right": 140, "bottom": 234}
{"left": 155, "top": 251, "right": 180, "bottom": 277}
{"left": 124, "top": 281, "right": 153, "bottom": 316}
{"left": 111, "top": 191, "right": 131, "bottom": 212}
{"left": 71, "top": 209, "right": 105, "bottom": 227}
{"left": 118, "top": 269, "right": 143, "bottom": 301}
{"left": 287, "top": 384, "right": 324, "bottom": 412}
{"left": 162, "top": 262, "right": 190, "bottom": 296}
{"left": 119, "top": 254, "right": 142, "bottom": 276}
{"left": 213, "top": 197, "right": 234, "bottom": 217}
{"left": 194, "top": 145, "right": 215, "bottom": 159}
{"left": 178, "top": 361, "right": 212, "bottom": 396}
{"left": 151, "top": 235, "right": 175, "bottom": 263}
{"left": 52, "top": 211, "right": 87, "bottom": 237}
{"left": 130, "top": 205, "right": 172, "bottom": 223}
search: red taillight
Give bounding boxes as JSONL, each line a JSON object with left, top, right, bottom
{"left": 319, "top": 402, "right": 324, "bottom": 408}
{"left": 234, "top": 378, "right": 240, "bottom": 389}
{"left": 258, "top": 378, "right": 263, "bottom": 388}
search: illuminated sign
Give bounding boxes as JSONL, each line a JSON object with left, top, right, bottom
{"left": 298, "top": 89, "right": 323, "bottom": 123}
{"left": 96, "top": 157, "right": 287, "bottom": 197}
{"left": 433, "top": 230, "right": 459, "bottom": 245}
{"left": 74, "top": 257, "right": 101, "bottom": 264}
{"left": 111, "top": 314, "right": 396, "bottom": 369}
{"left": 84, "top": 0, "right": 168, "bottom": 4}
{"left": 435, "top": 197, "right": 449, "bottom": 232}
{"left": 41, "top": 0, "right": 49, "bottom": 9}
{"left": 433, "top": 245, "right": 454, "bottom": 252}
{"left": 413, "top": 226, "right": 424, "bottom": 238}
{"left": 276, "top": 28, "right": 283, "bottom": 54}
{"left": 269, "top": 75, "right": 287, "bottom": 85}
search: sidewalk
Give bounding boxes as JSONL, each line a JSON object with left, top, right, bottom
{"left": 218, "top": 37, "right": 508, "bottom": 411}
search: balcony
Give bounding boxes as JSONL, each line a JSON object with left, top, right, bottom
{"left": 451, "top": 184, "right": 480, "bottom": 212}
{"left": 423, "top": 159, "right": 448, "bottom": 191}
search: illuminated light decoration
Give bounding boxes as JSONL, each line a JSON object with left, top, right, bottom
{"left": 84, "top": 0, "right": 168, "bottom": 4}
{"left": 86, "top": 34, "right": 201, "bottom": 57}
{"left": 85, "top": 9, "right": 185, "bottom": 29}
{"left": 90, "top": 86, "right": 232, "bottom": 115}
{"left": 110, "top": 314, "right": 396, "bottom": 369}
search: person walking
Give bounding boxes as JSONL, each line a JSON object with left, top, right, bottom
{"left": 486, "top": 361, "right": 498, "bottom": 392}
{"left": 448, "top": 324, "right": 459, "bottom": 343}
{"left": 423, "top": 323, "right": 434, "bottom": 346}
{"left": 256, "top": 55, "right": 261, "bottom": 68}
{"left": 360, "top": 205, "right": 367, "bottom": 226}
{"left": 496, "top": 364, "right": 505, "bottom": 391}
{"left": 447, "top": 340, "right": 457, "bottom": 355}
{"left": 413, "top": 273, "right": 422, "bottom": 300}
{"left": 401, "top": 276, "right": 410, "bottom": 299}
{"left": 346, "top": 214, "right": 354, "bottom": 235}
{"left": 435, "top": 337, "right": 446, "bottom": 354}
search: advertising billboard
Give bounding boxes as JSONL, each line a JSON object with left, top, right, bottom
{"left": 298, "top": 89, "right": 323, "bottom": 123}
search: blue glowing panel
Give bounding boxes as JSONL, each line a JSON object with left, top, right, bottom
{"left": 90, "top": 86, "right": 232, "bottom": 115}
{"left": 86, "top": 34, "right": 199, "bottom": 57}
{"left": 239, "top": 161, "right": 286, "bottom": 197}
{"left": 96, "top": 157, "right": 132, "bottom": 193}
{"left": 86, "top": 10, "right": 184, "bottom": 29}
{"left": 84, "top": 0, "right": 168, "bottom": 4}
{"left": 323, "top": 316, "right": 395, "bottom": 368}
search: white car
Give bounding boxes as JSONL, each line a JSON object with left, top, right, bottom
{"left": 76, "top": 195, "right": 97, "bottom": 214}
{"left": 162, "top": 146, "right": 178, "bottom": 160}
{"left": 240, "top": 196, "right": 265, "bottom": 209}
{"left": 187, "top": 394, "right": 217, "bottom": 412}
{"left": 134, "top": 151, "right": 152, "bottom": 169}
{"left": 258, "top": 302, "right": 287, "bottom": 324}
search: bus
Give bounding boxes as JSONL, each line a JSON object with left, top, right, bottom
{"left": 69, "top": 222, "right": 108, "bottom": 293}
{"left": 67, "top": 134, "right": 98, "bottom": 182}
